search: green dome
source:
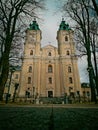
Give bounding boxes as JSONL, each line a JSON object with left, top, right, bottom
{"left": 28, "top": 19, "right": 40, "bottom": 30}
{"left": 59, "top": 19, "right": 71, "bottom": 31}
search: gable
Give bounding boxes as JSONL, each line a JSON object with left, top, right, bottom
{"left": 42, "top": 44, "right": 57, "bottom": 50}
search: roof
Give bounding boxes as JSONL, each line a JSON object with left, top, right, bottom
{"left": 81, "top": 83, "right": 90, "bottom": 88}
{"left": 42, "top": 44, "right": 57, "bottom": 49}
{"left": 59, "top": 18, "right": 71, "bottom": 31}
{"left": 27, "top": 19, "right": 40, "bottom": 30}
{"left": 9, "top": 66, "right": 21, "bottom": 71}
{"left": 15, "top": 66, "right": 21, "bottom": 71}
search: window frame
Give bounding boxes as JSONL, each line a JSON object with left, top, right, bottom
{"left": 28, "top": 66, "right": 32, "bottom": 73}
{"left": 66, "top": 50, "right": 70, "bottom": 55}
{"left": 48, "top": 65, "right": 53, "bottom": 73}
{"left": 28, "top": 77, "right": 31, "bottom": 84}
{"left": 48, "top": 77, "right": 52, "bottom": 84}
{"left": 68, "top": 66, "right": 71, "bottom": 73}
{"left": 65, "top": 36, "right": 68, "bottom": 41}
{"left": 69, "top": 77, "right": 73, "bottom": 83}
{"left": 48, "top": 52, "right": 51, "bottom": 56}
{"left": 30, "top": 50, "right": 33, "bottom": 55}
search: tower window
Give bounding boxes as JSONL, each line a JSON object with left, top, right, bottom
{"left": 48, "top": 52, "right": 51, "bottom": 56}
{"left": 28, "top": 66, "right": 32, "bottom": 73}
{"left": 48, "top": 65, "right": 53, "bottom": 73}
{"left": 32, "top": 26, "right": 35, "bottom": 30}
{"left": 66, "top": 50, "right": 70, "bottom": 55}
{"left": 63, "top": 26, "right": 66, "bottom": 30}
{"left": 48, "top": 77, "right": 52, "bottom": 84}
{"left": 28, "top": 77, "right": 31, "bottom": 84}
{"left": 30, "top": 50, "right": 33, "bottom": 55}
{"left": 68, "top": 66, "right": 71, "bottom": 73}
{"left": 69, "top": 77, "right": 73, "bottom": 83}
{"left": 65, "top": 36, "right": 68, "bottom": 41}
{"left": 15, "top": 74, "right": 18, "bottom": 79}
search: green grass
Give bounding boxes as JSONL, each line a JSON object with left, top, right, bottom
{"left": 0, "top": 107, "right": 98, "bottom": 130}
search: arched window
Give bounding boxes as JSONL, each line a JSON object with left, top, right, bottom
{"left": 65, "top": 36, "right": 68, "bottom": 41}
{"left": 68, "top": 66, "right": 71, "bottom": 73}
{"left": 28, "top": 66, "right": 32, "bottom": 72}
{"left": 15, "top": 74, "right": 18, "bottom": 79}
{"left": 69, "top": 77, "right": 73, "bottom": 83}
{"left": 30, "top": 50, "right": 33, "bottom": 55}
{"left": 48, "top": 65, "right": 52, "bottom": 73}
{"left": 66, "top": 50, "right": 70, "bottom": 55}
{"left": 48, "top": 77, "right": 52, "bottom": 84}
{"left": 28, "top": 77, "right": 31, "bottom": 84}
{"left": 48, "top": 52, "right": 51, "bottom": 56}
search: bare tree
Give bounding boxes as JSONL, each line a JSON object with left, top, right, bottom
{"left": 62, "top": 0, "right": 98, "bottom": 102}
{"left": 90, "top": 20, "right": 98, "bottom": 97}
{"left": 92, "top": 0, "right": 98, "bottom": 16}
{"left": 0, "top": 0, "right": 44, "bottom": 101}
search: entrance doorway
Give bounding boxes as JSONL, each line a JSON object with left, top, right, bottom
{"left": 48, "top": 91, "right": 53, "bottom": 98}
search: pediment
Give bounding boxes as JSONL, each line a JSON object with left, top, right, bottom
{"left": 42, "top": 44, "right": 57, "bottom": 50}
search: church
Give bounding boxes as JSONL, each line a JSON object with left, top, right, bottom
{"left": 5, "top": 19, "right": 91, "bottom": 103}
{"left": 17, "top": 18, "right": 82, "bottom": 101}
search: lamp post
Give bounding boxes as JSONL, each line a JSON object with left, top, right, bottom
{"left": 5, "top": 66, "right": 15, "bottom": 104}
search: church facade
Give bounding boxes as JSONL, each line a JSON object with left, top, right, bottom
{"left": 17, "top": 19, "right": 82, "bottom": 100}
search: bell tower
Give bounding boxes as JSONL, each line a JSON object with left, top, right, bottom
{"left": 19, "top": 19, "right": 42, "bottom": 97}
{"left": 57, "top": 18, "right": 75, "bottom": 57}
{"left": 24, "top": 19, "right": 42, "bottom": 57}
{"left": 57, "top": 19, "right": 81, "bottom": 97}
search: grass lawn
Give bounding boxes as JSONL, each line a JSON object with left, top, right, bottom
{"left": 0, "top": 106, "right": 98, "bottom": 130}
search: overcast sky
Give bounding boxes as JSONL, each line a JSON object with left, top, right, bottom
{"left": 38, "top": 0, "right": 89, "bottom": 83}
{"left": 40, "top": 0, "right": 62, "bottom": 47}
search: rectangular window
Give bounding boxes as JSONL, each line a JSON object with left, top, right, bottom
{"left": 48, "top": 77, "right": 52, "bottom": 84}
{"left": 69, "top": 77, "right": 73, "bottom": 83}
{"left": 48, "top": 65, "right": 52, "bottom": 73}
{"left": 15, "top": 74, "right": 18, "bottom": 79}
{"left": 28, "top": 77, "right": 31, "bottom": 84}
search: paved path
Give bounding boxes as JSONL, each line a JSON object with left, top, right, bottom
{"left": 0, "top": 104, "right": 98, "bottom": 130}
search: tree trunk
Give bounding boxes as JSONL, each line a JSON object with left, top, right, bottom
{"left": 89, "top": 71, "right": 97, "bottom": 102}
{"left": 0, "top": 52, "right": 9, "bottom": 101}
{"left": 87, "top": 51, "right": 96, "bottom": 102}
{"left": 93, "top": 47, "right": 98, "bottom": 95}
